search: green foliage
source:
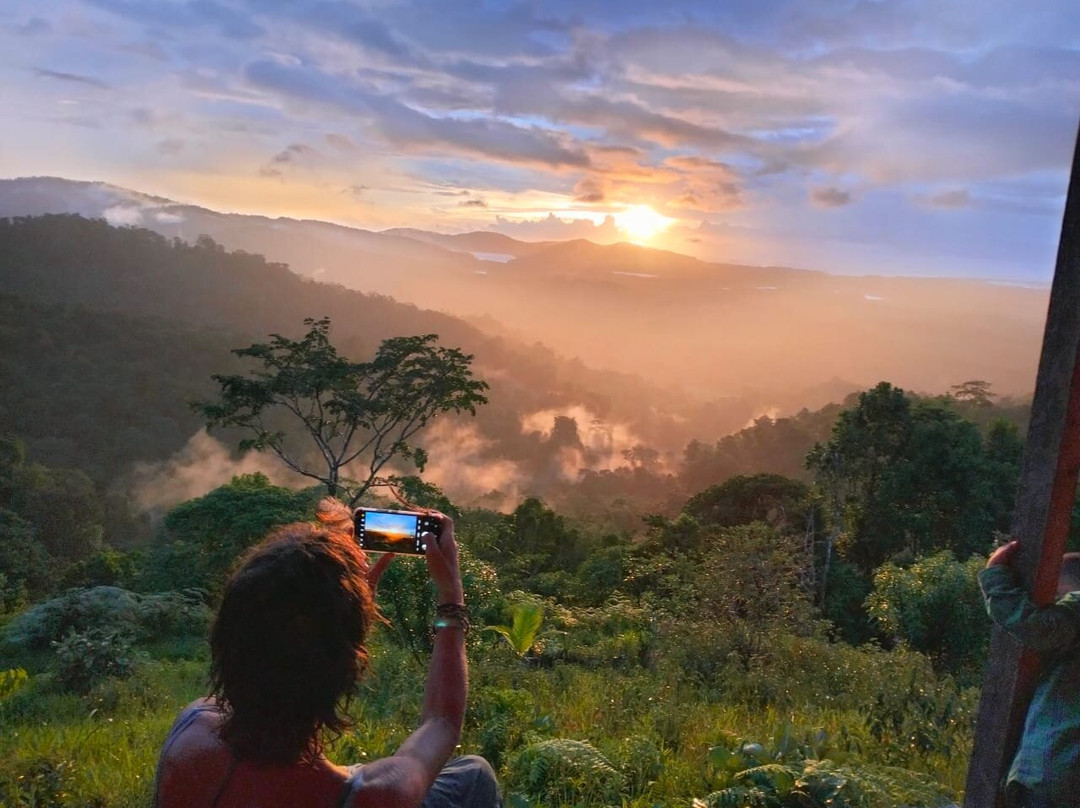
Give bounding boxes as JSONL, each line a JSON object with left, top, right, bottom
{"left": 610, "top": 734, "right": 664, "bottom": 796}
{"left": 865, "top": 662, "right": 975, "bottom": 764}
{"left": 509, "top": 738, "right": 625, "bottom": 805}
{"left": 146, "top": 473, "right": 317, "bottom": 592}
{"left": 537, "top": 594, "right": 653, "bottom": 669}
{"left": 866, "top": 551, "right": 989, "bottom": 674}
{"left": 0, "top": 668, "right": 28, "bottom": 702}
{"left": 53, "top": 628, "right": 136, "bottom": 694}
{"left": 702, "top": 728, "right": 952, "bottom": 807}
{"left": 59, "top": 548, "right": 140, "bottom": 590}
{"left": 685, "top": 473, "right": 812, "bottom": 531}
{"left": 198, "top": 317, "right": 488, "bottom": 504}
{"left": 3, "top": 586, "right": 209, "bottom": 653}
{"left": 649, "top": 523, "right": 816, "bottom": 680}
{"left": 466, "top": 686, "right": 549, "bottom": 771}
{"left": 491, "top": 498, "right": 596, "bottom": 583}
{"left": 0, "top": 509, "right": 51, "bottom": 607}
{"left": 3, "top": 757, "right": 74, "bottom": 808}
{"left": 808, "top": 383, "right": 1008, "bottom": 573}
{"left": 487, "top": 602, "right": 544, "bottom": 658}
{"left": 376, "top": 545, "right": 502, "bottom": 660}
{"left": 822, "top": 560, "right": 874, "bottom": 644}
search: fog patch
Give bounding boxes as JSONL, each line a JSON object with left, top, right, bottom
{"left": 132, "top": 429, "right": 305, "bottom": 510}
{"left": 424, "top": 421, "right": 524, "bottom": 507}
{"left": 103, "top": 205, "right": 143, "bottom": 226}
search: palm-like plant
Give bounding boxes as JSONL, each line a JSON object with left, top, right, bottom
{"left": 486, "top": 602, "right": 544, "bottom": 658}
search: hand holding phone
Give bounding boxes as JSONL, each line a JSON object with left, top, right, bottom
{"left": 353, "top": 507, "right": 443, "bottom": 555}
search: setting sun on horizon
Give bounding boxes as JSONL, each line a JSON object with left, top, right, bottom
{"left": 614, "top": 205, "right": 677, "bottom": 244}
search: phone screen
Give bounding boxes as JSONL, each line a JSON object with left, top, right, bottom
{"left": 354, "top": 509, "right": 426, "bottom": 554}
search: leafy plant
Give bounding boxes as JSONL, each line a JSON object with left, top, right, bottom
{"left": 701, "top": 730, "right": 951, "bottom": 808}
{"left": 0, "top": 668, "right": 27, "bottom": 703}
{"left": 487, "top": 602, "right": 544, "bottom": 658}
{"left": 509, "top": 738, "right": 625, "bottom": 805}
{"left": 53, "top": 628, "right": 136, "bottom": 693}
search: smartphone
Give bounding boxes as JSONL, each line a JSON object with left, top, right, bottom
{"left": 353, "top": 507, "right": 442, "bottom": 555}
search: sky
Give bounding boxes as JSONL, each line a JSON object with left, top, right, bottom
{"left": 1, "top": 0, "right": 1079, "bottom": 280}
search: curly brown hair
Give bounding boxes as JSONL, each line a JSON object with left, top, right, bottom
{"left": 209, "top": 504, "right": 378, "bottom": 764}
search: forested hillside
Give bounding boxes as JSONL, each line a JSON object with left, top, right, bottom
{"left": 0, "top": 213, "right": 1058, "bottom": 808}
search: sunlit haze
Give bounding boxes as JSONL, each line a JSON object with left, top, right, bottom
{"left": 2, "top": 1, "right": 1079, "bottom": 280}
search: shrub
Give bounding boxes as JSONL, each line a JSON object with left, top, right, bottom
{"left": 701, "top": 730, "right": 952, "bottom": 807}
{"left": 2, "top": 587, "right": 210, "bottom": 657}
{"left": 53, "top": 628, "right": 136, "bottom": 693}
{"left": 866, "top": 551, "right": 988, "bottom": 675}
{"left": 0, "top": 757, "right": 74, "bottom": 808}
{"left": 610, "top": 734, "right": 663, "bottom": 796}
{"left": 508, "top": 738, "right": 625, "bottom": 805}
{"left": 4, "top": 587, "right": 140, "bottom": 651}
{"left": 467, "top": 686, "right": 540, "bottom": 770}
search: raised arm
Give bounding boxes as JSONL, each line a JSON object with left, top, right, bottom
{"left": 354, "top": 515, "right": 467, "bottom": 808}
{"left": 980, "top": 540, "right": 1080, "bottom": 653}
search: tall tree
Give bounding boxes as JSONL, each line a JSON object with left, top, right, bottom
{"left": 807, "top": 383, "right": 1006, "bottom": 572}
{"left": 198, "top": 317, "right": 488, "bottom": 504}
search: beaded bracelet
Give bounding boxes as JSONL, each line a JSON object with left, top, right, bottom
{"left": 432, "top": 602, "right": 471, "bottom": 635}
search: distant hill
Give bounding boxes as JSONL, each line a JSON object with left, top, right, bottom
{"left": 0, "top": 215, "right": 761, "bottom": 506}
{"left": 0, "top": 177, "right": 1047, "bottom": 410}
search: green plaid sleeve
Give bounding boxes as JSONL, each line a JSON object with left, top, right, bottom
{"left": 979, "top": 565, "right": 1080, "bottom": 653}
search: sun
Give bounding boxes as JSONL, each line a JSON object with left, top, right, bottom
{"left": 615, "top": 205, "right": 676, "bottom": 244}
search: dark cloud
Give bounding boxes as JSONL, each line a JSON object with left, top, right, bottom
{"left": 33, "top": 68, "right": 111, "bottom": 90}
{"left": 325, "top": 133, "right": 358, "bottom": 151}
{"left": 271, "top": 143, "right": 316, "bottom": 164}
{"left": 811, "top": 187, "right": 853, "bottom": 208}
{"left": 245, "top": 59, "right": 592, "bottom": 169}
{"left": 157, "top": 138, "right": 186, "bottom": 155}
{"left": 458, "top": 197, "right": 488, "bottom": 207}
{"left": 573, "top": 176, "right": 606, "bottom": 203}
{"left": 17, "top": 17, "right": 52, "bottom": 36}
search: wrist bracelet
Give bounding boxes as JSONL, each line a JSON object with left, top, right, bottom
{"left": 433, "top": 602, "right": 470, "bottom": 635}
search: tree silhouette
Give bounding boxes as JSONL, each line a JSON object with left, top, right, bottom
{"left": 198, "top": 317, "right": 488, "bottom": 504}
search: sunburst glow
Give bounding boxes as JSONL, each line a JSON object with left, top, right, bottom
{"left": 615, "top": 205, "right": 676, "bottom": 243}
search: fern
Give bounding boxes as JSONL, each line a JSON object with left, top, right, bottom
{"left": 509, "top": 738, "right": 625, "bottom": 804}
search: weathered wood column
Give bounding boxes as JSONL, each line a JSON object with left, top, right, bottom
{"left": 963, "top": 124, "right": 1080, "bottom": 807}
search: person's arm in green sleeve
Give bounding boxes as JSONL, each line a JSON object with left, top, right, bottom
{"left": 980, "top": 540, "right": 1080, "bottom": 653}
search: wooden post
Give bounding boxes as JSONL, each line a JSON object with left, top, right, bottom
{"left": 963, "top": 123, "right": 1080, "bottom": 807}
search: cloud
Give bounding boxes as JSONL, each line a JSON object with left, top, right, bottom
{"left": 33, "top": 68, "right": 111, "bottom": 90}
{"left": 491, "top": 213, "right": 622, "bottom": 242}
{"left": 86, "top": 0, "right": 264, "bottom": 39}
{"left": 244, "top": 59, "right": 592, "bottom": 169}
{"left": 17, "top": 17, "right": 52, "bottom": 36}
{"left": 572, "top": 176, "right": 606, "bottom": 203}
{"left": 415, "top": 420, "right": 524, "bottom": 506}
{"left": 131, "top": 429, "right": 305, "bottom": 510}
{"left": 811, "top": 186, "right": 853, "bottom": 208}
{"left": 922, "top": 188, "right": 973, "bottom": 209}
{"left": 103, "top": 205, "right": 144, "bottom": 225}
{"left": 325, "top": 132, "right": 359, "bottom": 151}
{"left": 157, "top": 138, "right": 186, "bottom": 155}
{"left": 458, "top": 197, "right": 488, "bottom": 207}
